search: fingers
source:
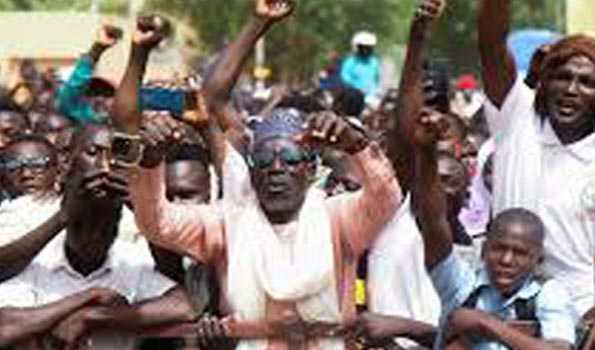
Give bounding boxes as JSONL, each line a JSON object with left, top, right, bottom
{"left": 416, "top": 0, "right": 446, "bottom": 20}
{"left": 196, "top": 315, "right": 229, "bottom": 349}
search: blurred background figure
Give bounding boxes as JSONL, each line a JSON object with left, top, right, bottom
{"left": 341, "top": 31, "right": 381, "bottom": 106}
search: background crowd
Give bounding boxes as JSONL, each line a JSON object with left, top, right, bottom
{"left": 0, "top": 0, "right": 592, "bottom": 350}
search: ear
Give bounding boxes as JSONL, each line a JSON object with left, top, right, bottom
{"left": 480, "top": 239, "right": 488, "bottom": 260}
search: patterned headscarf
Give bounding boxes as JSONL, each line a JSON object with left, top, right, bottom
{"left": 250, "top": 108, "right": 306, "bottom": 146}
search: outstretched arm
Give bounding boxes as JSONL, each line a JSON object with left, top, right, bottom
{"left": 411, "top": 108, "right": 453, "bottom": 270}
{"left": 387, "top": 0, "right": 445, "bottom": 194}
{"left": 478, "top": 0, "right": 517, "bottom": 107}
{"left": 203, "top": 0, "right": 293, "bottom": 134}
{"left": 57, "top": 25, "right": 121, "bottom": 124}
{"left": 0, "top": 210, "right": 67, "bottom": 282}
{"left": 112, "top": 15, "right": 170, "bottom": 133}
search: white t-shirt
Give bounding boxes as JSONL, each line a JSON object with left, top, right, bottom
{"left": 0, "top": 232, "right": 175, "bottom": 349}
{"left": 367, "top": 196, "right": 441, "bottom": 347}
{"left": 484, "top": 77, "right": 595, "bottom": 317}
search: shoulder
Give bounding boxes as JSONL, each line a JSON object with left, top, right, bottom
{"left": 536, "top": 279, "right": 573, "bottom": 306}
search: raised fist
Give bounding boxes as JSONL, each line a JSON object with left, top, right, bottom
{"left": 415, "top": 0, "right": 446, "bottom": 22}
{"left": 133, "top": 14, "right": 171, "bottom": 49}
{"left": 255, "top": 0, "right": 295, "bottom": 21}
{"left": 97, "top": 24, "right": 122, "bottom": 48}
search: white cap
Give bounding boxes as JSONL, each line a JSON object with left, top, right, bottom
{"left": 352, "top": 31, "right": 377, "bottom": 48}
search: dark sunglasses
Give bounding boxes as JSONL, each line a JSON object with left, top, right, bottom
{"left": 248, "top": 147, "right": 313, "bottom": 169}
{"left": 1, "top": 156, "right": 53, "bottom": 173}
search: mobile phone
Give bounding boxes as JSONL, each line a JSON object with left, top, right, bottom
{"left": 139, "top": 88, "right": 197, "bottom": 118}
{"left": 111, "top": 132, "right": 144, "bottom": 168}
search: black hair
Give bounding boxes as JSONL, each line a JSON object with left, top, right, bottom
{"left": 0, "top": 108, "right": 30, "bottom": 129}
{"left": 331, "top": 86, "right": 365, "bottom": 117}
{"left": 487, "top": 208, "right": 545, "bottom": 245}
{"left": 3, "top": 133, "right": 58, "bottom": 162}
{"left": 277, "top": 91, "right": 326, "bottom": 114}
{"left": 165, "top": 143, "right": 211, "bottom": 168}
{"left": 423, "top": 58, "right": 450, "bottom": 113}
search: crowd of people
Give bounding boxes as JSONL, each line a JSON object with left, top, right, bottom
{"left": 0, "top": 0, "right": 593, "bottom": 349}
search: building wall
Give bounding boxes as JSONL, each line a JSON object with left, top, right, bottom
{"left": 567, "top": 1, "right": 595, "bottom": 36}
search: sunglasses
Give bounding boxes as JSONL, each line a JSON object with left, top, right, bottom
{"left": 248, "top": 147, "right": 313, "bottom": 169}
{"left": 1, "top": 156, "right": 54, "bottom": 173}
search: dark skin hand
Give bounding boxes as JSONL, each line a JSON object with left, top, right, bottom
{"left": 297, "top": 111, "right": 369, "bottom": 155}
{"left": 350, "top": 312, "right": 436, "bottom": 349}
{"left": 478, "top": 0, "right": 517, "bottom": 107}
{"left": 47, "top": 286, "right": 193, "bottom": 350}
{"left": 0, "top": 287, "right": 126, "bottom": 348}
{"left": 88, "top": 24, "right": 122, "bottom": 64}
{"left": 387, "top": 0, "right": 445, "bottom": 195}
{"left": 200, "top": 0, "right": 295, "bottom": 180}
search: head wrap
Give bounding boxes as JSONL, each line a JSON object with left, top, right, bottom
{"left": 535, "top": 34, "right": 595, "bottom": 116}
{"left": 250, "top": 108, "right": 306, "bottom": 145}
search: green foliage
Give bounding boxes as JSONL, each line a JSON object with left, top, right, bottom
{"left": 144, "top": 0, "right": 416, "bottom": 81}
{"left": 0, "top": 0, "right": 566, "bottom": 81}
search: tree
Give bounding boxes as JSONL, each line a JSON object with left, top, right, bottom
{"left": 144, "top": 0, "right": 416, "bottom": 82}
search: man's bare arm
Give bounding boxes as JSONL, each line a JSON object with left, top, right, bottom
{"left": 112, "top": 15, "right": 169, "bottom": 133}
{"left": 478, "top": 0, "right": 517, "bottom": 107}
{"left": 0, "top": 288, "right": 120, "bottom": 347}
{"left": 388, "top": 0, "right": 445, "bottom": 194}
{"left": 0, "top": 210, "right": 67, "bottom": 282}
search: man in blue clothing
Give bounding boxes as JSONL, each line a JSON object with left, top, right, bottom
{"left": 340, "top": 31, "right": 381, "bottom": 102}
{"left": 57, "top": 21, "right": 190, "bottom": 125}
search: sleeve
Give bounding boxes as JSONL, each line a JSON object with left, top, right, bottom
{"left": 329, "top": 142, "right": 403, "bottom": 256}
{"left": 128, "top": 164, "right": 224, "bottom": 264}
{"left": 482, "top": 76, "right": 536, "bottom": 137}
{"left": 429, "top": 252, "right": 476, "bottom": 313}
{"left": 133, "top": 266, "right": 177, "bottom": 302}
{"left": 56, "top": 56, "right": 103, "bottom": 124}
{"left": 0, "top": 267, "right": 39, "bottom": 307}
{"left": 340, "top": 57, "right": 355, "bottom": 86}
{"left": 536, "top": 280, "right": 577, "bottom": 345}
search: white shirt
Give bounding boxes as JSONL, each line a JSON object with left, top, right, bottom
{"left": 0, "top": 195, "right": 60, "bottom": 245}
{"left": 484, "top": 77, "right": 595, "bottom": 317}
{"left": 0, "top": 194, "right": 141, "bottom": 244}
{"left": 0, "top": 231, "right": 176, "bottom": 349}
{"left": 367, "top": 196, "right": 441, "bottom": 348}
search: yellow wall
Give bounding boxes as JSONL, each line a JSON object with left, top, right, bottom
{"left": 567, "top": 1, "right": 595, "bottom": 36}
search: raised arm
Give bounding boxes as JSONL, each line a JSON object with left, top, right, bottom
{"left": 203, "top": 0, "right": 293, "bottom": 134}
{"left": 478, "top": 0, "right": 517, "bottom": 107}
{"left": 387, "top": 0, "right": 445, "bottom": 194}
{"left": 57, "top": 25, "right": 121, "bottom": 124}
{"left": 112, "top": 15, "right": 169, "bottom": 133}
{"left": 305, "top": 112, "right": 402, "bottom": 255}
{"left": 0, "top": 209, "right": 67, "bottom": 282}
{"left": 411, "top": 108, "right": 453, "bottom": 270}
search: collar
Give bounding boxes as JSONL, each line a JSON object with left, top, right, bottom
{"left": 47, "top": 233, "right": 116, "bottom": 280}
{"left": 539, "top": 118, "right": 595, "bottom": 163}
{"left": 475, "top": 268, "right": 542, "bottom": 308}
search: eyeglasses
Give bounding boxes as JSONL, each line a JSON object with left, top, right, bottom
{"left": 1, "top": 156, "right": 54, "bottom": 173}
{"left": 248, "top": 147, "right": 313, "bottom": 169}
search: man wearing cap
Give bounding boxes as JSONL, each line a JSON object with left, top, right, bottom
{"left": 340, "top": 31, "right": 382, "bottom": 102}
{"left": 57, "top": 24, "right": 189, "bottom": 125}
